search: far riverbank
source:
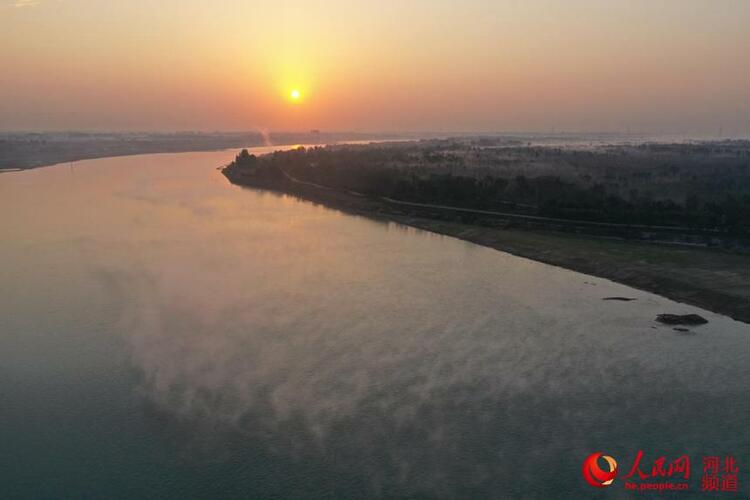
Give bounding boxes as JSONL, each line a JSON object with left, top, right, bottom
{"left": 0, "top": 132, "right": 401, "bottom": 171}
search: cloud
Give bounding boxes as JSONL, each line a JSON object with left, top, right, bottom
{"left": 2, "top": 0, "right": 42, "bottom": 7}
{"left": 0, "top": 0, "right": 62, "bottom": 10}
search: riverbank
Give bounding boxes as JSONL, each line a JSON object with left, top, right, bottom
{"left": 224, "top": 165, "right": 750, "bottom": 324}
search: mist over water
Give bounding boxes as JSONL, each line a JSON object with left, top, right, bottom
{"left": 1, "top": 149, "right": 749, "bottom": 498}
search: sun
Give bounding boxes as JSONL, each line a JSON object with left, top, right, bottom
{"left": 282, "top": 84, "right": 306, "bottom": 105}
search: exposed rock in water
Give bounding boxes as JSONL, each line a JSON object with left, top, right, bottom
{"left": 673, "top": 327, "right": 690, "bottom": 332}
{"left": 656, "top": 313, "right": 709, "bottom": 326}
{"left": 602, "top": 296, "right": 637, "bottom": 301}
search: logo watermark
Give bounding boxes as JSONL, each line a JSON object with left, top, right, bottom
{"left": 582, "top": 451, "right": 740, "bottom": 493}
{"left": 582, "top": 452, "right": 618, "bottom": 488}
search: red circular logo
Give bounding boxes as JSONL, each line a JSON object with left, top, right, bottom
{"left": 583, "top": 452, "right": 618, "bottom": 488}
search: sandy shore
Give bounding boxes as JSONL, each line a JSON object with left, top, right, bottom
{"left": 224, "top": 168, "right": 750, "bottom": 324}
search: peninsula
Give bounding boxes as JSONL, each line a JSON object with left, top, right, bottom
{"left": 224, "top": 138, "right": 750, "bottom": 324}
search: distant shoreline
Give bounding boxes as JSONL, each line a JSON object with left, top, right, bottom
{"left": 0, "top": 132, "right": 401, "bottom": 172}
{"left": 0, "top": 146, "right": 239, "bottom": 172}
{"left": 224, "top": 164, "right": 750, "bottom": 324}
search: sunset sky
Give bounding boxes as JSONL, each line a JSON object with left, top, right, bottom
{"left": 2, "top": 0, "right": 749, "bottom": 135}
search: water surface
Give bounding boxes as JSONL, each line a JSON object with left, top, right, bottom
{"left": 1, "top": 149, "right": 749, "bottom": 498}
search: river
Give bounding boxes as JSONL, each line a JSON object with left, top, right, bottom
{"left": 1, "top": 147, "right": 749, "bottom": 498}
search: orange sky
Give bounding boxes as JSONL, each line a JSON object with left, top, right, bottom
{"left": 2, "top": 0, "right": 749, "bottom": 135}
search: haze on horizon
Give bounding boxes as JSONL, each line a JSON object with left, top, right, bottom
{"left": 2, "top": 0, "right": 749, "bottom": 136}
